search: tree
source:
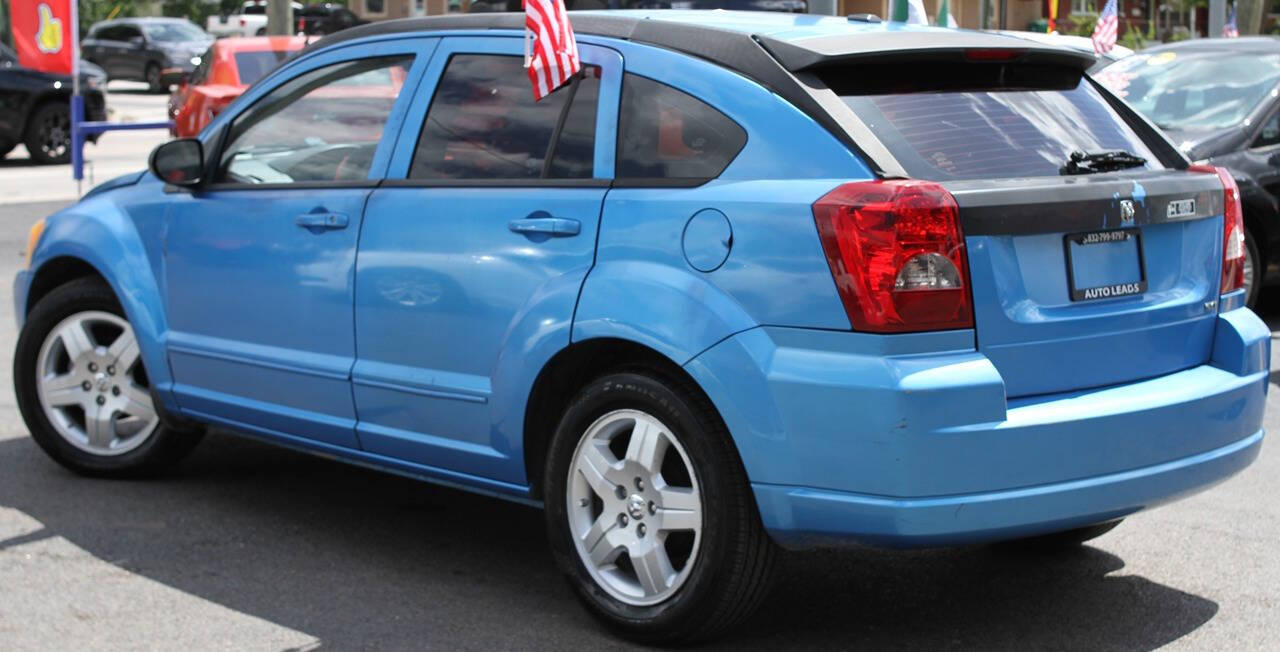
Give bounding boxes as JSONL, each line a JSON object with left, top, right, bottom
{"left": 79, "top": 1, "right": 139, "bottom": 37}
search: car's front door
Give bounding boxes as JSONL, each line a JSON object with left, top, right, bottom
{"left": 164, "top": 41, "right": 429, "bottom": 447}
{"left": 352, "top": 38, "right": 620, "bottom": 483}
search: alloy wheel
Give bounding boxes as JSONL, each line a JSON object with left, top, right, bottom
{"left": 566, "top": 409, "right": 702, "bottom": 606}
{"left": 34, "top": 310, "right": 159, "bottom": 456}
{"left": 37, "top": 110, "right": 69, "bottom": 161}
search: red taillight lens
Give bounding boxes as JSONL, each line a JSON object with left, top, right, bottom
{"left": 812, "top": 180, "right": 973, "bottom": 333}
{"left": 1189, "top": 165, "right": 1245, "bottom": 294}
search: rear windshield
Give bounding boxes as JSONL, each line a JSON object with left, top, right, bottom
{"left": 234, "top": 51, "right": 292, "bottom": 86}
{"left": 831, "top": 66, "right": 1161, "bottom": 181}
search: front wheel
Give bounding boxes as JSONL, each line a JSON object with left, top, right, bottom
{"left": 23, "top": 103, "right": 70, "bottom": 164}
{"left": 14, "top": 277, "right": 203, "bottom": 477}
{"left": 543, "top": 371, "right": 775, "bottom": 644}
{"left": 145, "top": 62, "right": 164, "bottom": 93}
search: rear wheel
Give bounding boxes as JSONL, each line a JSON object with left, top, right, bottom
{"left": 543, "top": 371, "right": 775, "bottom": 644}
{"left": 22, "top": 103, "right": 70, "bottom": 164}
{"left": 1001, "top": 519, "right": 1124, "bottom": 549}
{"left": 14, "top": 277, "right": 203, "bottom": 477}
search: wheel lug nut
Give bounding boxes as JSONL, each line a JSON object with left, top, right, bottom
{"left": 578, "top": 497, "right": 589, "bottom": 507}
{"left": 106, "top": 366, "right": 115, "bottom": 376}
{"left": 637, "top": 523, "right": 646, "bottom": 537}
{"left": 614, "top": 485, "right": 627, "bottom": 500}
{"left": 111, "top": 386, "right": 120, "bottom": 396}
{"left": 95, "top": 395, "right": 106, "bottom": 405}
{"left": 81, "top": 381, "right": 91, "bottom": 391}
{"left": 649, "top": 501, "right": 657, "bottom": 515}
{"left": 88, "top": 363, "right": 98, "bottom": 372}
{"left": 618, "top": 513, "right": 629, "bottom": 527}
{"left": 634, "top": 477, "right": 645, "bottom": 491}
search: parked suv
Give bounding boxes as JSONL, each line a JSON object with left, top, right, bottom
{"left": 0, "top": 43, "right": 108, "bottom": 163}
{"left": 13, "top": 13, "right": 1267, "bottom": 644}
{"left": 82, "top": 18, "right": 212, "bottom": 92}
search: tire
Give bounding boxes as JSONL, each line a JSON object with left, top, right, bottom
{"left": 1000, "top": 519, "right": 1124, "bottom": 549}
{"left": 22, "top": 102, "right": 71, "bottom": 165}
{"left": 543, "top": 370, "right": 775, "bottom": 644}
{"left": 145, "top": 62, "right": 164, "bottom": 93}
{"left": 0, "top": 139, "right": 14, "bottom": 159}
{"left": 255, "top": 27, "right": 267, "bottom": 36}
{"left": 1243, "top": 227, "right": 1261, "bottom": 308}
{"left": 14, "top": 277, "right": 204, "bottom": 477}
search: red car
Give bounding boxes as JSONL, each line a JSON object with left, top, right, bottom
{"left": 168, "top": 36, "right": 307, "bottom": 138}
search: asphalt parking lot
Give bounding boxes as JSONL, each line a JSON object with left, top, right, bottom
{"left": 0, "top": 91, "right": 1278, "bottom": 651}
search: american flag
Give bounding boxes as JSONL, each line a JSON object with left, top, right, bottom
{"left": 1092, "top": 0, "right": 1118, "bottom": 54}
{"left": 523, "top": 0, "right": 581, "bottom": 101}
{"left": 1223, "top": 5, "right": 1239, "bottom": 38}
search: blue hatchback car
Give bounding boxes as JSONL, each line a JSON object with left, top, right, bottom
{"left": 12, "top": 11, "right": 1269, "bottom": 643}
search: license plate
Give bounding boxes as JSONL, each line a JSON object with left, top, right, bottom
{"left": 1064, "top": 228, "right": 1147, "bottom": 302}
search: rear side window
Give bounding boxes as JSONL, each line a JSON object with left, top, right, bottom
{"left": 830, "top": 65, "right": 1161, "bottom": 181}
{"left": 234, "top": 50, "right": 292, "bottom": 86}
{"left": 410, "top": 54, "right": 600, "bottom": 180}
{"left": 616, "top": 74, "right": 746, "bottom": 180}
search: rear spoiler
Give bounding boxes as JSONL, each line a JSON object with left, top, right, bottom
{"left": 756, "top": 31, "right": 1098, "bottom": 73}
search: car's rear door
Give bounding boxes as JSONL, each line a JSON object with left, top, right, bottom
{"left": 826, "top": 59, "right": 1224, "bottom": 397}
{"left": 351, "top": 37, "right": 620, "bottom": 484}
{"left": 163, "top": 39, "right": 430, "bottom": 447}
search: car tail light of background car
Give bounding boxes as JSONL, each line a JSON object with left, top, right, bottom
{"left": 812, "top": 180, "right": 974, "bottom": 333}
{"left": 1190, "top": 165, "right": 1246, "bottom": 294}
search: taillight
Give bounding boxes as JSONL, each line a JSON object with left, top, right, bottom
{"left": 812, "top": 180, "right": 973, "bottom": 333}
{"left": 1189, "top": 165, "right": 1245, "bottom": 294}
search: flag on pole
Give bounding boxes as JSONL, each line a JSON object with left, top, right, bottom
{"left": 10, "top": 0, "right": 75, "bottom": 74}
{"left": 1091, "top": 0, "right": 1119, "bottom": 54}
{"left": 936, "top": 0, "right": 958, "bottom": 27}
{"left": 523, "top": 0, "right": 581, "bottom": 101}
{"left": 890, "top": 0, "right": 930, "bottom": 24}
{"left": 1222, "top": 5, "right": 1240, "bottom": 38}
{"left": 1047, "top": 0, "right": 1059, "bottom": 33}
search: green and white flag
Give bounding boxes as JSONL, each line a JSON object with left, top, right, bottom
{"left": 936, "top": 0, "right": 958, "bottom": 27}
{"left": 890, "top": 0, "right": 930, "bottom": 24}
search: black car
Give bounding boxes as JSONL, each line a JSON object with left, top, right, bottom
{"left": 1098, "top": 37, "right": 1280, "bottom": 306}
{"left": 0, "top": 43, "right": 108, "bottom": 164}
{"left": 294, "top": 3, "right": 367, "bottom": 36}
{"left": 81, "top": 18, "right": 213, "bottom": 93}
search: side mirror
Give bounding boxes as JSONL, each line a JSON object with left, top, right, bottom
{"left": 150, "top": 139, "right": 204, "bottom": 187}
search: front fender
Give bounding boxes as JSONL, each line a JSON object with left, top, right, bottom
{"left": 572, "top": 260, "right": 758, "bottom": 365}
{"left": 26, "top": 194, "right": 174, "bottom": 407}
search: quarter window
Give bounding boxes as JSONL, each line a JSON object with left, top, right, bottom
{"left": 409, "top": 54, "right": 600, "bottom": 180}
{"left": 217, "top": 55, "right": 414, "bottom": 185}
{"left": 616, "top": 74, "right": 746, "bottom": 180}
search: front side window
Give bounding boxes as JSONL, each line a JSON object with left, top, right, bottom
{"left": 410, "top": 54, "right": 600, "bottom": 180}
{"left": 1255, "top": 113, "right": 1280, "bottom": 149}
{"left": 218, "top": 55, "right": 414, "bottom": 184}
{"left": 143, "top": 21, "right": 206, "bottom": 43}
{"left": 616, "top": 74, "right": 746, "bottom": 180}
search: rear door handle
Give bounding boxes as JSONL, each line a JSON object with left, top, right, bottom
{"left": 507, "top": 216, "right": 581, "bottom": 237}
{"left": 295, "top": 212, "right": 349, "bottom": 230}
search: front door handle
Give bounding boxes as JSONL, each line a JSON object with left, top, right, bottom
{"left": 295, "top": 212, "right": 349, "bottom": 230}
{"left": 507, "top": 216, "right": 581, "bottom": 237}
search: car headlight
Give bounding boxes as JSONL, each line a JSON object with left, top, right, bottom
{"left": 190, "top": 55, "right": 202, "bottom": 67}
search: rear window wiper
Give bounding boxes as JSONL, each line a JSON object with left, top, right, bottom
{"left": 1060, "top": 150, "right": 1147, "bottom": 175}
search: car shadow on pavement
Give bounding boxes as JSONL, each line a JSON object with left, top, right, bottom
{"left": 0, "top": 431, "right": 1217, "bottom": 650}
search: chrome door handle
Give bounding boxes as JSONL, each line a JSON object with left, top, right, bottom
{"left": 507, "top": 217, "right": 580, "bottom": 237}
{"left": 295, "top": 212, "right": 349, "bottom": 230}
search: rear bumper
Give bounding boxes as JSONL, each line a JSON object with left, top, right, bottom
{"left": 753, "top": 428, "right": 1262, "bottom": 548}
{"left": 684, "top": 306, "right": 1269, "bottom": 549}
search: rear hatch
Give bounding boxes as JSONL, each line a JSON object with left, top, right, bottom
{"left": 818, "top": 54, "right": 1225, "bottom": 397}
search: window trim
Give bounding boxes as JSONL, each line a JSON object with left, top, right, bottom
{"left": 200, "top": 42, "right": 430, "bottom": 191}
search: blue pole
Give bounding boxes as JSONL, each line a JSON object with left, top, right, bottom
{"left": 71, "top": 94, "right": 84, "bottom": 184}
